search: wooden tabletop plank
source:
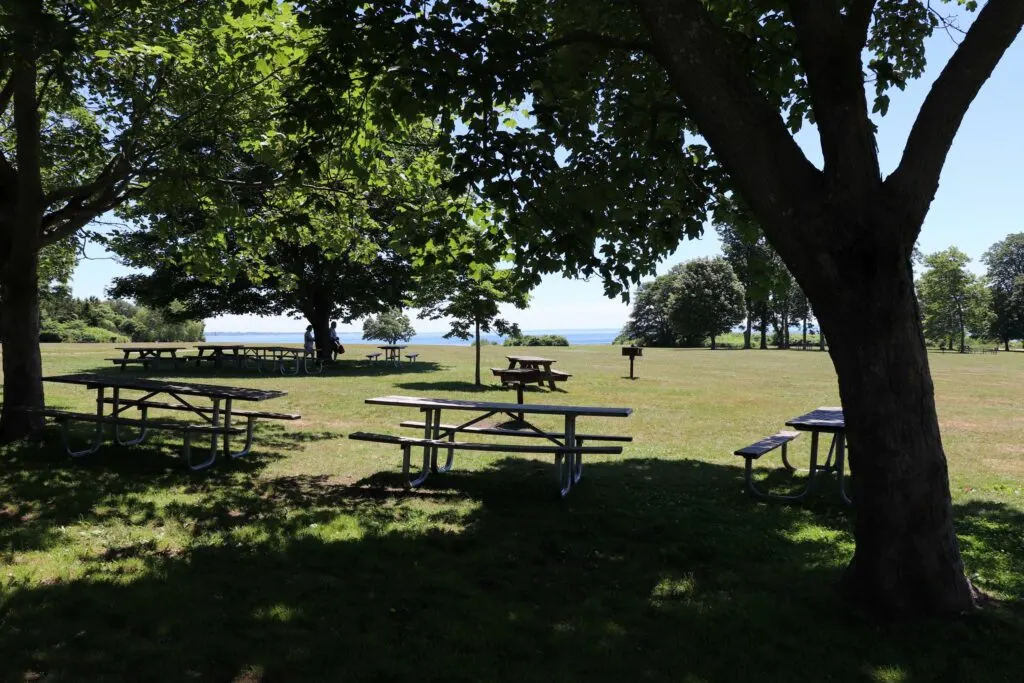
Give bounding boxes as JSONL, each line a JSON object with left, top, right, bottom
{"left": 506, "top": 355, "right": 556, "bottom": 363}
{"left": 44, "top": 374, "right": 287, "bottom": 401}
{"left": 115, "top": 345, "right": 187, "bottom": 352}
{"left": 365, "top": 395, "right": 631, "bottom": 417}
{"left": 785, "top": 406, "right": 844, "bottom": 432}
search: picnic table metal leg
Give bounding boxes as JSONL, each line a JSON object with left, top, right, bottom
{"left": 836, "top": 435, "right": 853, "bottom": 505}
{"left": 516, "top": 384, "right": 525, "bottom": 422}
{"left": 402, "top": 443, "right": 431, "bottom": 488}
{"left": 429, "top": 409, "right": 453, "bottom": 473}
{"left": 745, "top": 431, "right": 820, "bottom": 502}
{"left": 573, "top": 436, "right": 584, "bottom": 484}
{"left": 556, "top": 415, "right": 576, "bottom": 497}
{"left": 112, "top": 387, "right": 148, "bottom": 446}
{"left": 209, "top": 398, "right": 221, "bottom": 463}
{"left": 227, "top": 416, "right": 257, "bottom": 459}
{"left": 222, "top": 398, "right": 233, "bottom": 459}
{"left": 63, "top": 387, "right": 106, "bottom": 457}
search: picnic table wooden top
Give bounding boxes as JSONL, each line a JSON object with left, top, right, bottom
{"left": 377, "top": 344, "right": 407, "bottom": 349}
{"left": 44, "top": 373, "right": 287, "bottom": 401}
{"left": 243, "top": 345, "right": 305, "bottom": 353}
{"left": 115, "top": 345, "right": 187, "bottom": 352}
{"left": 194, "top": 343, "right": 248, "bottom": 351}
{"left": 506, "top": 355, "right": 556, "bottom": 364}
{"left": 366, "top": 395, "right": 630, "bottom": 418}
{"left": 785, "top": 406, "right": 844, "bottom": 433}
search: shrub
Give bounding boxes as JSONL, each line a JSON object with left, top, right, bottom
{"left": 503, "top": 334, "right": 569, "bottom": 347}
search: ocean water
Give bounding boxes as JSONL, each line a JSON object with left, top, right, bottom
{"left": 205, "top": 328, "right": 620, "bottom": 346}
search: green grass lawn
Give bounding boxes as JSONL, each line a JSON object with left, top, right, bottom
{"left": 1, "top": 343, "right": 1022, "bottom": 682}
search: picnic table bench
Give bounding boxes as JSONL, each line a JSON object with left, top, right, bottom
{"left": 35, "top": 374, "right": 297, "bottom": 470}
{"left": 734, "top": 407, "right": 850, "bottom": 504}
{"left": 351, "top": 395, "right": 632, "bottom": 497}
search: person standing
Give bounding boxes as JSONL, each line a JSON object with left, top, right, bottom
{"left": 304, "top": 324, "right": 316, "bottom": 357}
{"left": 329, "top": 321, "right": 345, "bottom": 360}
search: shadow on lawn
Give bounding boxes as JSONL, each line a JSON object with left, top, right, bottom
{"left": 1, "top": 452, "right": 1022, "bottom": 682}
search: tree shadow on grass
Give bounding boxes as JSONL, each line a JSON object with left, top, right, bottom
{"left": 1, "top": 453, "right": 1021, "bottom": 682}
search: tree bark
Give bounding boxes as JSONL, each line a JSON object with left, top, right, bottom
{"left": 0, "top": 243, "right": 45, "bottom": 441}
{"left": 816, "top": 248, "right": 976, "bottom": 616}
{"left": 305, "top": 304, "right": 333, "bottom": 360}
{"left": 758, "top": 309, "right": 768, "bottom": 350}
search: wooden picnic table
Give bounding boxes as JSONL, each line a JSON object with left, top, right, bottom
{"left": 505, "top": 355, "right": 559, "bottom": 389}
{"left": 377, "top": 344, "right": 407, "bottom": 363}
{"left": 358, "top": 395, "right": 631, "bottom": 496}
{"left": 239, "top": 345, "right": 323, "bottom": 375}
{"left": 42, "top": 373, "right": 295, "bottom": 470}
{"left": 193, "top": 343, "right": 248, "bottom": 369}
{"left": 784, "top": 406, "right": 850, "bottom": 504}
{"left": 111, "top": 345, "right": 188, "bottom": 371}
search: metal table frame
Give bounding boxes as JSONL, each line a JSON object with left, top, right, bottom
{"left": 782, "top": 406, "right": 852, "bottom": 505}
{"left": 365, "top": 395, "right": 632, "bottom": 497}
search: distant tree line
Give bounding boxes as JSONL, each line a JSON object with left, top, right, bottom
{"left": 39, "top": 288, "right": 205, "bottom": 343}
{"left": 619, "top": 231, "right": 1024, "bottom": 353}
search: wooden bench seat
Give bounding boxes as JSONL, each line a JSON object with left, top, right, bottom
{"left": 349, "top": 430, "right": 622, "bottom": 496}
{"left": 366, "top": 353, "right": 382, "bottom": 361}
{"left": 734, "top": 431, "right": 801, "bottom": 500}
{"left": 398, "top": 420, "right": 631, "bottom": 443}
{"left": 100, "top": 398, "right": 300, "bottom": 421}
{"left": 405, "top": 353, "right": 419, "bottom": 361}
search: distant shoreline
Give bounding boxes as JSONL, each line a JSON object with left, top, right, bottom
{"left": 205, "top": 329, "right": 621, "bottom": 346}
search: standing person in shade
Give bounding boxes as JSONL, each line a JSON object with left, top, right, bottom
{"left": 329, "top": 321, "right": 345, "bottom": 360}
{"left": 304, "top": 324, "right": 316, "bottom": 358}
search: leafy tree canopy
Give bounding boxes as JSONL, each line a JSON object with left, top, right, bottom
{"left": 362, "top": 308, "right": 415, "bottom": 344}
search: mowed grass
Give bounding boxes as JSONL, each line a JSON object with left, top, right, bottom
{"left": 1, "top": 343, "right": 1022, "bottom": 682}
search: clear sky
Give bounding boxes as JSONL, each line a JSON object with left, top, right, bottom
{"left": 70, "top": 13, "right": 1024, "bottom": 335}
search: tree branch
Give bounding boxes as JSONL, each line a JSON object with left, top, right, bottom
{"left": 787, "top": 0, "right": 880, "bottom": 194}
{"left": 887, "top": 0, "right": 1024, "bottom": 228}
{"left": 537, "top": 29, "right": 652, "bottom": 54}
{"left": 631, "top": 0, "right": 822, "bottom": 257}
{"left": 846, "top": 0, "right": 878, "bottom": 47}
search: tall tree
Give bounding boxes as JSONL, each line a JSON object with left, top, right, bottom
{"left": 0, "top": 0, "right": 303, "bottom": 438}
{"left": 917, "top": 248, "right": 990, "bottom": 353}
{"left": 298, "top": 0, "right": 1024, "bottom": 615}
{"left": 620, "top": 270, "right": 683, "bottom": 347}
{"left": 982, "top": 233, "right": 1024, "bottom": 350}
{"left": 714, "top": 200, "right": 777, "bottom": 350}
{"left": 669, "top": 257, "right": 745, "bottom": 349}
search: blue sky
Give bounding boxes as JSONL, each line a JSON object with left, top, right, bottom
{"left": 71, "top": 14, "right": 1024, "bottom": 334}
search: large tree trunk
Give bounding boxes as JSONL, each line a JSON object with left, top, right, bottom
{"left": 758, "top": 309, "right": 768, "bottom": 349}
{"left": 815, "top": 246, "right": 975, "bottom": 616}
{"left": 0, "top": 244, "right": 45, "bottom": 441}
{"left": 305, "top": 305, "right": 333, "bottom": 360}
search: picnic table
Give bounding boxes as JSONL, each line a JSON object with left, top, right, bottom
{"left": 110, "top": 345, "right": 188, "bottom": 371}
{"left": 734, "top": 406, "right": 849, "bottom": 504}
{"left": 350, "top": 395, "right": 632, "bottom": 497}
{"left": 377, "top": 344, "right": 407, "bottom": 364}
{"left": 38, "top": 373, "right": 298, "bottom": 470}
{"left": 240, "top": 345, "right": 323, "bottom": 375}
{"left": 504, "top": 355, "right": 564, "bottom": 389}
{"left": 194, "top": 343, "right": 248, "bottom": 369}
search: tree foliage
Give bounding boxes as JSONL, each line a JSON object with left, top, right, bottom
{"left": 917, "top": 248, "right": 991, "bottom": 352}
{"left": 669, "top": 258, "right": 745, "bottom": 349}
{"left": 982, "top": 233, "right": 1024, "bottom": 349}
{"left": 362, "top": 308, "right": 415, "bottom": 345}
{"left": 295, "top": 0, "right": 1024, "bottom": 615}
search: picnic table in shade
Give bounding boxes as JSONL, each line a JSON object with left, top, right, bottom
{"left": 239, "top": 345, "right": 323, "bottom": 375}
{"left": 353, "top": 395, "right": 632, "bottom": 497}
{"left": 41, "top": 373, "right": 297, "bottom": 470}
{"left": 110, "top": 345, "right": 188, "bottom": 371}
{"left": 783, "top": 407, "right": 849, "bottom": 504}
{"left": 193, "top": 343, "right": 248, "bottom": 369}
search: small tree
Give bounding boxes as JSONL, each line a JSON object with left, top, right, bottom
{"left": 362, "top": 309, "right": 416, "bottom": 345}
{"left": 669, "top": 258, "right": 745, "bottom": 349}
